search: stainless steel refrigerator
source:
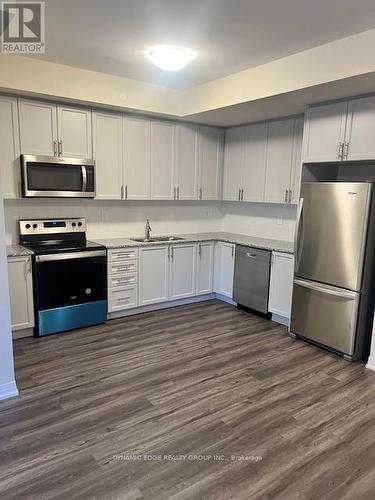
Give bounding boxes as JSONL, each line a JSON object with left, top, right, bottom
{"left": 290, "top": 182, "right": 375, "bottom": 360}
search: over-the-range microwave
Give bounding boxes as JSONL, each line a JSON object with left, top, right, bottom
{"left": 21, "top": 155, "right": 96, "bottom": 198}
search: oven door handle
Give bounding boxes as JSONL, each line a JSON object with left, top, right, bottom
{"left": 35, "top": 250, "right": 106, "bottom": 262}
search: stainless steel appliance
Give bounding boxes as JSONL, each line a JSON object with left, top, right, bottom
{"left": 233, "top": 245, "right": 271, "bottom": 313}
{"left": 19, "top": 218, "right": 107, "bottom": 336}
{"left": 290, "top": 182, "right": 375, "bottom": 360}
{"left": 21, "top": 155, "right": 95, "bottom": 198}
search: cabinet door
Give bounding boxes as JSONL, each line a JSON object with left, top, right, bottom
{"left": 150, "top": 121, "right": 175, "bottom": 200}
{"left": 169, "top": 244, "right": 196, "bottom": 300}
{"left": 196, "top": 242, "right": 214, "bottom": 295}
{"left": 289, "top": 117, "right": 304, "bottom": 204}
{"left": 8, "top": 256, "right": 34, "bottom": 331}
{"left": 92, "top": 111, "right": 122, "bottom": 200}
{"left": 242, "top": 122, "right": 268, "bottom": 202}
{"left": 175, "top": 124, "right": 199, "bottom": 200}
{"left": 268, "top": 252, "right": 294, "bottom": 319}
{"left": 139, "top": 246, "right": 169, "bottom": 305}
{"left": 18, "top": 99, "right": 58, "bottom": 156}
{"left": 303, "top": 102, "right": 347, "bottom": 163}
{"left": 264, "top": 118, "right": 294, "bottom": 204}
{"left": 223, "top": 126, "right": 245, "bottom": 201}
{"left": 57, "top": 105, "right": 92, "bottom": 159}
{"left": 199, "top": 126, "right": 223, "bottom": 200}
{"left": 0, "top": 96, "right": 20, "bottom": 199}
{"left": 123, "top": 116, "right": 151, "bottom": 200}
{"left": 215, "top": 242, "right": 235, "bottom": 298}
{"left": 345, "top": 96, "right": 375, "bottom": 161}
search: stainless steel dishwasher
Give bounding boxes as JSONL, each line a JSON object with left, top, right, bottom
{"left": 233, "top": 245, "right": 271, "bottom": 313}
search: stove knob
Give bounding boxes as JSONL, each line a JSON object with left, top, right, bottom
{"left": 78, "top": 222, "right": 82, "bottom": 227}
{"left": 32, "top": 224, "right": 38, "bottom": 229}
{"left": 25, "top": 224, "right": 31, "bottom": 229}
{"left": 72, "top": 222, "right": 76, "bottom": 227}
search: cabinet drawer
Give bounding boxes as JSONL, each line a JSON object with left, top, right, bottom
{"left": 108, "top": 260, "right": 138, "bottom": 275}
{"left": 108, "top": 248, "right": 138, "bottom": 262}
{"left": 108, "top": 286, "right": 138, "bottom": 312}
{"left": 109, "top": 273, "right": 138, "bottom": 288}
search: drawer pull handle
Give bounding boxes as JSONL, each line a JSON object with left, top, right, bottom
{"left": 246, "top": 253, "right": 257, "bottom": 258}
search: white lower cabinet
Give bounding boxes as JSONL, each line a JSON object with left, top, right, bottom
{"left": 268, "top": 252, "right": 294, "bottom": 319}
{"left": 107, "top": 248, "right": 139, "bottom": 313}
{"left": 169, "top": 243, "right": 196, "bottom": 300}
{"left": 139, "top": 246, "right": 170, "bottom": 305}
{"left": 196, "top": 242, "right": 214, "bottom": 295}
{"left": 8, "top": 256, "right": 34, "bottom": 331}
{"left": 109, "top": 286, "right": 137, "bottom": 312}
{"left": 214, "top": 242, "right": 235, "bottom": 298}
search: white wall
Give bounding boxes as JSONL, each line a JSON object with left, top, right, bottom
{"left": 4, "top": 200, "right": 224, "bottom": 244}
{"left": 4, "top": 199, "right": 296, "bottom": 244}
{"left": 0, "top": 197, "right": 18, "bottom": 400}
{"left": 221, "top": 202, "right": 297, "bottom": 241}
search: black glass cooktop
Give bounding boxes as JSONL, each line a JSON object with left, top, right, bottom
{"left": 22, "top": 240, "right": 105, "bottom": 255}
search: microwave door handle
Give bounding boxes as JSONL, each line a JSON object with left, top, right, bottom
{"left": 81, "top": 165, "right": 87, "bottom": 192}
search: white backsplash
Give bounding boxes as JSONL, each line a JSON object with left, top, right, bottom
{"left": 4, "top": 199, "right": 296, "bottom": 245}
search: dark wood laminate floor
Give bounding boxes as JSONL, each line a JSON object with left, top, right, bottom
{"left": 1, "top": 300, "right": 375, "bottom": 499}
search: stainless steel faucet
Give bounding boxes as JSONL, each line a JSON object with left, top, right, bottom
{"left": 145, "top": 218, "right": 152, "bottom": 240}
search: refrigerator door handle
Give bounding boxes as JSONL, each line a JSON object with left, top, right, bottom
{"left": 294, "top": 197, "right": 304, "bottom": 272}
{"left": 294, "top": 279, "right": 358, "bottom": 299}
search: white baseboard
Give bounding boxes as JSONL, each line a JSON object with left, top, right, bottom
{"left": 366, "top": 356, "right": 375, "bottom": 371}
{"left": 0, "top": 380, "right": 18, "bottom": 401}
{"left": 214, "top": 293, "right": 237, "bottom": 306}
{"left": 271, "top": 313, "right": 290, "bottom": 326}
{"left": 12, "top": 327, "right": 34, "bottom": 340}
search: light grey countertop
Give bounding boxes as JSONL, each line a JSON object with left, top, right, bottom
{"left": 93, "top": 232, "right": 294, "bottom": 254}
{"left": 7, "top": 245, "right": 34, "bottom": 257}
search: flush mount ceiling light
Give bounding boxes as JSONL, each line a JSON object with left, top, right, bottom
{"left": 145, "top": 45, "right": 196, "bottom": 71}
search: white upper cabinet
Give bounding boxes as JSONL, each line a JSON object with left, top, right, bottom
{"left": 268, "top": 252, "right": 294, "bottom": 319}
{"left": 57, "top": 105, "right": 92, "bottom": 159}
{"left": 242, "top": 122, "right": 268, "bottom": 202}
{"left": 264, "top": 118, "right": 295, "bottom": 204}
{"left": 18, "top": 99, "right": 58, "bottom": 156}
{"left": 199, "top": 126, "right": 223, "bottom": 200}
{"left": 169, "top": 243, "right": 196, "bottom": 300}
{"left": 289, "top": 117, "right": 304, "bottom": 204}
{"left": 0, "top": 96, "right": 20, "bottom": 199}
{"left": 92, "top": 110, "right": 122, "bottom": 200}
{"left": 150, "top": 121, "right": 175, "bottom": 200}
{"left": 123, "top": 116, "right": 151, "bottom": 200}
{"left": 196, "top": 242, "right": 214, "bottom": 295}
{"left": 302, "top": 101, "right": 348, "bottom": 163}
{"left": 139, "top": 246, "right": 169, "bottom": 305}
{"left": 223, "top": 126, "right": 245, "bottom": 201}
{"left": 175, "top": 124, "right": 199, "bottom": 200}
{"left": 345, "top": 96, "right": 375, "bottom": 161}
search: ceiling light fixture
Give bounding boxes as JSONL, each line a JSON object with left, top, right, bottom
{"left": 145, "top": 45, "right": 196, "bottom": 71}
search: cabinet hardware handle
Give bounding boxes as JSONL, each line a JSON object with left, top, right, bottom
{"left": 284, "top": 189, "right": 288, "bottom": 203}
{"left": 198, "top": 244, "right": 201, "bottom": 257}
{"left": 344, "top": 142, "right": 349, "bottom": 160}
{"left": 289, "top": 189, "right": 292, "bottom": 203}
{"left": 241, "top": 188, "right": 244, "bottom": 201}
{"left": 177, "top": 186, "right": 179, "bottom": 200}
{"left": 121, "top": 185, "right": 124, "bottom": 199}
{"left": 338, "top": 142, "right": 344, "bottom": 160}
{"left": 168, "top": 246, "right": 170, "bottom": 259}
{"left": 238, "top": 188, "right": 241, "bottom": 201}
{"left": 53, "top": 140, "right": 58, "bottom": 156}
{"left": 199, "top": 187, "right": 202, "bottom": 200}
{"left": 231, "top": 245, "right": 234, "bottom": 258}
{"left": 174, "top": 187, "right": 176, "bottom": 200}
{"left": 171, "top": 246, "right": 174, "bottom": 259}
{"left": 125, "top": 185, "right": 128, "bottom": 200}
{"left": 58, "top": 140, "right": 62, "bottom": 156}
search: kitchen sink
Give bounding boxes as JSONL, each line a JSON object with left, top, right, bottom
{"left": 130, "top": 236, "right": 185, "bottom": 243}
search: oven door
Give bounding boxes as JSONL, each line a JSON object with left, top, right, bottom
{"left": 21, "top": 155, "right": 95, "bottom": 198}
{"left": 34, "top": 250, "right": 107, "bottom": 336}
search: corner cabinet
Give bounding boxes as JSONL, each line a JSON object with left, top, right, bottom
{"left": 0, "top": 96, "right": 20, "bottom": 199}
{"left": 268, "top": 252, "right": 294, "bottom": 320}
{"left": 7, "top": 256, "right": 35, "bottom": 331}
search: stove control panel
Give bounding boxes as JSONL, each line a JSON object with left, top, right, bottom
{"left": 19, "top": 218, "right": 86, "bottom": 235}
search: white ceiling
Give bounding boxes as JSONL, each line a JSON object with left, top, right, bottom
{"left": 37, "top": 0, "right": 375, "bottom": 90}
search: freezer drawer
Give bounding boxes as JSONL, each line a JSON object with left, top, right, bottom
{"left": 233, "top": 246, "right": 271, "bottom": 313}
{"left": 290, "top": 278, "right": 360, "bottom": 356}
